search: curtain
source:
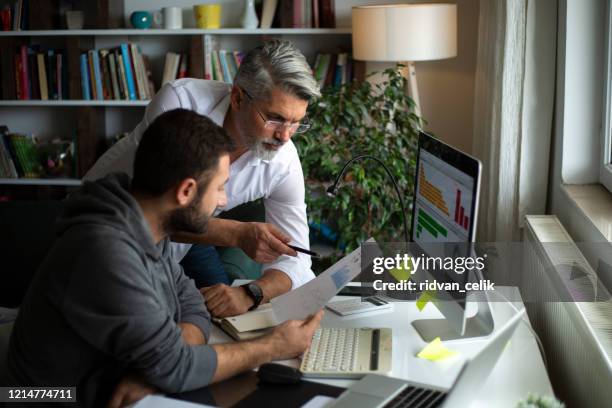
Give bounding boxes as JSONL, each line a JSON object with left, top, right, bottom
{"left": 472, "top": 0, "right": 558, "bottom": 241}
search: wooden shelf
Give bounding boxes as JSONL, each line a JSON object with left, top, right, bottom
{"left": 0, "top": 100, "right": 150, "bottom": 107}
{"left": 0, "top": 178, "right": 82, "bottom": 186}
{"left": 0, "top": 28, "right": 352, "bottom": 37}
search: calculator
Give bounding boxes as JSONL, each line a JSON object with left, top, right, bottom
{"left": 326, "top": 296, "right": 393, "bottom": 316}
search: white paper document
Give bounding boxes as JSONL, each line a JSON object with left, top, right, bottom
{"left": 301, "top": 395, "right": 337, "bottom": 408}
{"left": 271, "top": 244, "right": 366, "bottom": 322}
{"left": 131, "top": 395, "right": 216, "bottom": 408}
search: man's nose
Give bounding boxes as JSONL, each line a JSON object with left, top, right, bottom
{"left": 275, "top": 127, "right": 293, "bottom": 143}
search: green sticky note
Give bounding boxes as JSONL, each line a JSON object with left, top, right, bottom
{"left": 389, "top": 266, "right": 412, "bottom": 282}
{"left": 417, "top": 337, "right": 458, "bottom": 361}
{"left": 416, "top": 290, "right": 434, "bottom": 312}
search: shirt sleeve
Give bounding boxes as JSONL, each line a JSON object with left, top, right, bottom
{"left": 83, "top": 83, "right": 183, "bottom": 181}
{"left": 61, "top": 239, "right": 217, "bottom": 393}
{"left": 263, "top": 148, "right": 316, "bottom": 289}
{"left": 172, "top": 262, "right": 213, "bottom": 342}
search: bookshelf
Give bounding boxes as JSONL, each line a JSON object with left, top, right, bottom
{"left": 0, "top": 1, "right": 353, "bottom": 192}
{"left": 0, "top": 28, "right": 352, "bottom": 36}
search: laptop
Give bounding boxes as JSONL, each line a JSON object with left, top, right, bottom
{"left": 328, "top": 308, "right": 526, "bottom": 408}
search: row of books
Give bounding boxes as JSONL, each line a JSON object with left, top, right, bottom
{"left": 277, "top": 0, "right": 335, "bottom": 29}
{"left": 0, "top": 129, "right": 40, "bottom": 179}
{"left": 0, "top": 0, "right": 29, "bottom": 31}
{"left": 0, "top": 45, "right": 68, "bottom": 100}
{"left": 205, "top": 50, "right": 245, "bottom": 84}
{"left": 312, "top": 52, "right": 362, "bottom": 89}
{"left": 203, "top": 35, "right": 245, "bottom": 84}
{"left": 161, "top": 52, "right": 189, "bottom": 86}
{"left": 80, "top": 43, "right": 155, "bottom": 101}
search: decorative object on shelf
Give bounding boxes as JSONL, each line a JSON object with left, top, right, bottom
{"left": 130, "top": 11, "right": 152, "bottom": 29}
{"left": 163, "top": 6, "right": 183, "bottom": 29}
{"left": 152, "top": 10, "right": 163, "bottom": 28}
{"left": 241, "top": 0, "right": 259, "bottom": 29}
{"left": 294, "top": 67, "right": 422, "bottom": 254}
{"left": 65, "top": 10, "right": 84, "bottom": 30}
{"left": 37, "top": 139, "right": 75, "bottom": 179}
{"left": 352, "top": 4, "right": 457, "bottom": 119}
{"left": 194, "top": 4, "right": 222, "bottom": 29}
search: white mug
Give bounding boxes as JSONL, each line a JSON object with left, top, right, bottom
{"left": 163, "top": 6, "right": 182, "bottom": 29}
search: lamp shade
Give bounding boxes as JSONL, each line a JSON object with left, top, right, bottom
{"left": 352, "top": 4, "right": 457, "bottom": 62}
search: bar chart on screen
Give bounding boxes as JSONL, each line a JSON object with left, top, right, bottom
{"left": 415, "top": 158, "right": 473, "bottom": 241}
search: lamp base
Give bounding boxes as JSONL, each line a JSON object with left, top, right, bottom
{"left": 399, "top": 61, "right": 422, "bottom": 120}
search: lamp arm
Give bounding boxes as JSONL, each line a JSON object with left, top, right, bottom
{"left": 327, "top": 154, "right": 410, "bottom": 245}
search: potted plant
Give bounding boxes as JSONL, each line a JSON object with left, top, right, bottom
{"left": 296, "top": 67, "right": 423, "bottom": 258}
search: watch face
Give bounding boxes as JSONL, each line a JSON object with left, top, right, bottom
{"left": 247, "top": 283, "right": 263, "bottom": 300}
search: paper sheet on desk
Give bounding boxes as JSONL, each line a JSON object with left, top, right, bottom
{"left": 301, "top": 395, "right": 336, "bottom": 408}
{"left": 271, "top": 243, "right": 369, "bottom": 322}
{"left": 130, "top": 395, "right": 216, "bottom": 408}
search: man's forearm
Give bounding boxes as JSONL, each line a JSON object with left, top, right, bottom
{"left": 256, "top": 269, "right": 293, "bottom": 303}
{"left": 211, "top": 337, "right": 274, "bottom": 383}
{"left": 172, "top": 218, "right": 243, "bottom": 247}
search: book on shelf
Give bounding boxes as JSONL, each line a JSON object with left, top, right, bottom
{"left": 177, "top": 54, "right": 188, "bottom": 79}
{"left": 0, "top": 44, "right": 68, "bottom": 100}
{"left": 79, "top": 53, "right": 91, "bottom": 100}
{"left": 161, "top": 52, "right": 181, "bottom": 86}
{"left": 203, "top": 34, "right": 218, "bottom": 81}
{"left": 278, "top": 0, "right": 333, "bottom": 28}
{"left": 78, "top": 43, "right": 156, "bottom": 101}
{"left": 0, "top": 133, "right": 41, "bottom": 178}
{"left": 107, "top": 52, "right": 120, "bottom": 100}
{"left": 120, "top": 43, "right": 137, "bottom": 100}
{"left": 311, "top": 51, "right": 362, "bottom": 89}
{"left": 161, "top": 52, "right": 189, "bottom": 87}
{"left": 47, "top": 50, "right": 58, "bottom": 100}
{"left": 260, "top": 0, "right": 278, "bottom": 29}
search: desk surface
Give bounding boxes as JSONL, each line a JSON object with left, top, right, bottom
{"left": 205, "top": 287, "right": 554, "bottom": 408}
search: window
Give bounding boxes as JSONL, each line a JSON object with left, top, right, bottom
{"left": 600, "top": 0, "right": 612, "bottom": 192}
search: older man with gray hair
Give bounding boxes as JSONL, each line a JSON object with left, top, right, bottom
{"left": 86, "top": 40, "right": 321, "bottom": 318}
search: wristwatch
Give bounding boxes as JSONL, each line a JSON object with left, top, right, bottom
{"left": 241, "top": 282, "right": 264, "bottom": 311}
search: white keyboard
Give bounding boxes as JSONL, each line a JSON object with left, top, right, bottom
{"left": 300, "top": 327, "right": 392, "bottom": 378}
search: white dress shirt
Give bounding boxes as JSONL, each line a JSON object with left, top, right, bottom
{"left": 85, "top": 78, "right": 315, "bottom": 288}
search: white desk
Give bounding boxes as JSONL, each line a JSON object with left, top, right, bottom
{"left": 210, "top": 287, "right": 554, "bottom": 408}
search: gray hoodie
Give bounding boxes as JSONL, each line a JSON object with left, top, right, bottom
{"left": 7, "top": 173, "right": 217, "bottom": 407}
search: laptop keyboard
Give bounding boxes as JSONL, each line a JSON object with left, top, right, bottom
{"left": 383, "top": 385, "right": 447, "bottom": 408}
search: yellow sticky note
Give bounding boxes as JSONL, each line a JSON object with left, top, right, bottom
{"left": 416, "top": 290, "right": 434, "bottom": 311}
{"left": 417, "top": 337, "right": 458, "bottom": 361}
{"left": 389, "top": 265, "right": 412, "bottom": 282}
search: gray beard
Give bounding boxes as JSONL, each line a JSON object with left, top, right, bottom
{"left": 251, "top": 140, "right": 280, "bottom": 161}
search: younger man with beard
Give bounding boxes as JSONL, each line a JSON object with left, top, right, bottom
{"left": 6, "top": 109, "right": 323, "bottom": 408}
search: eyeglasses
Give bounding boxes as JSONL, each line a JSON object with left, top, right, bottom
{"left": 243, "top": 89, "right": 311, "bottom": 134}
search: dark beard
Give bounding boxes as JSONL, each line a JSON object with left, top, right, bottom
{"left": 163, "top": 198, "right": 210, "bottom": 235}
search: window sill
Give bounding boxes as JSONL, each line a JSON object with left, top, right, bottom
{"left": 562, "top": 184, "right": 612, "bottom": 241}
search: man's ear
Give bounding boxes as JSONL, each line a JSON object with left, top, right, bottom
{"left": 175, "top": 178, "right": 198, "bottom": 206}
{"left": 230, "top": 85, "right": 244, "bottom": 110}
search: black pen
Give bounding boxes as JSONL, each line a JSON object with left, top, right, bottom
{"left": 288, "top": 244, "right": 321, "bottom": 258}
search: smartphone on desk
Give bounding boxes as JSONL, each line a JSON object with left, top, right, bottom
{"left": 337, "top": 285, "right": 376, "bottom": 297}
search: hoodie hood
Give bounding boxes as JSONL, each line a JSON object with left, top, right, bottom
{"left": 57, "top": 173, "right": 160, "bottom": 259}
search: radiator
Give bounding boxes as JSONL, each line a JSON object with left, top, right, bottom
{"left": 523, "top": 215, "right": 612, "bottom": 408}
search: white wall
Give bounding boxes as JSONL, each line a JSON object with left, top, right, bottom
{"left": 347, "top": 0, "right": 480, "bottom": 154}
